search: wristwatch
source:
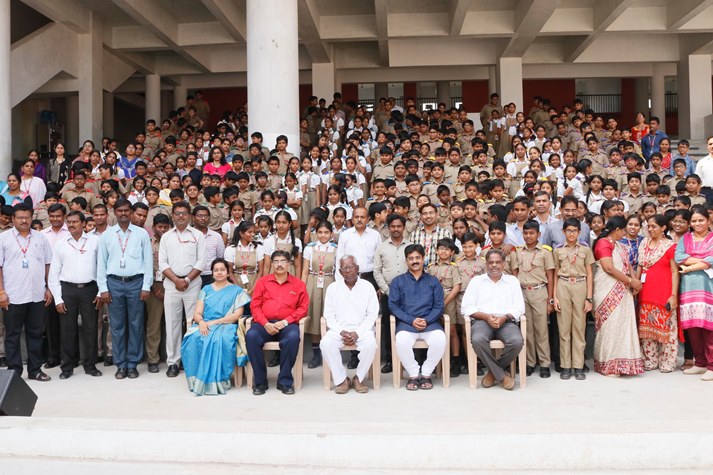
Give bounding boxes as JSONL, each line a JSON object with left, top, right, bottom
{"left": 548, "top": 298, "right": 555, "bottom": 305}
{"left": 183, "top": 277, "right": 191, "bottom": 284}
{"left": 585, "top": 298, "right": 593, "bottom": 303}
{"left": 282, "top": 319, "right": 289, "bottom": 329}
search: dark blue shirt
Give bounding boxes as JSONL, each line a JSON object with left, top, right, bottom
{"left": 389, "top": 271, "right": 444, "bottom": 333}
{"left": 640, "top": 130, "right": 668, "bottom": 161}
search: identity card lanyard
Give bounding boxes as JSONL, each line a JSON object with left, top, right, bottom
{"left": 117, "top": 230, "right": 131, "bottom": 268}
{"left": 16, "top": 233, "right": 31, "bottom": 269}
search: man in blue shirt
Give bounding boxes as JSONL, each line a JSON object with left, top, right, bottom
{"left": 389, "top": 244, "right": 445, "bottom": 391}
{"left": 640, "top": 117, "right": 668, "bottom": 162}
{"left": 97, "top": 198, "right": 153, "bottom": 380}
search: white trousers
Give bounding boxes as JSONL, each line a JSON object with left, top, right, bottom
{"left": 164, "top": 282, "right": 200, "bottom": 366}
{"left": 395, "top": 329, "right": 446, "bottom": 378}
{"left": 320, "top": 329, "right": 377, "bottom": 383}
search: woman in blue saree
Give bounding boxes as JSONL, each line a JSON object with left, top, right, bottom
{"left": 182, "top": 258, "right": 251, "bottom": 395}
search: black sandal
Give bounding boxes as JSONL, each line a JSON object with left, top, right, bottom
{"left": 406, "top": 377, "right": 420, "bottom": 391}
{"left": 29, "top": 372, "right": 51, "bottom": 382}
{"left": 418, "top": 377, "right": 433, "bottom": 390}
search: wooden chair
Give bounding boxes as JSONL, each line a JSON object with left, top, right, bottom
{"left": 244, "top": 317, "right": 308, "bottom": 389}
{"left": 390, "top": 314, "right": 450, "bottom": 388}
{"left": 320, "top": 316, "right": 381, "bottom": 390}
{"left": 463, "top": 316, "right": 527, "bottom": 389}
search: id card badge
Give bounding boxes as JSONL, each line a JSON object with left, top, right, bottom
{"left": 317, "top": 276, "right": 325, "bottom": 289}
{"left": 155, "top": 271, "right": 163, "bottom": 282}
{"left": 22, "top": 257, "right": 28, "bottom": 269}
{"left": 240, "top": 273, "right": 249, "bottom": 285}
{"left": 120, "top": 257, "right": 126, "bottom": 268}
{"left": 640, "top": 272, "right": 646, "bottom": 283}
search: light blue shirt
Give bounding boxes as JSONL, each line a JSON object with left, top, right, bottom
{"left": 97, "top": 223, "right": 153, "bottom": 293}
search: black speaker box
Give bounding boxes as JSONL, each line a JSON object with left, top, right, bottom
{"left": 0, "top": 369, "right": 38, "bottom": 417}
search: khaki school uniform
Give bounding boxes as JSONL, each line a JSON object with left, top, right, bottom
{"left": 510, "top": 244, "right": 555, "bottom": 368}
{"left": 427, "top": 261, "right": 461, "bottom": 325}
{"left": 553, "top": 244, "right": 594, "bottom": 370}
{"left": 455, "top": 256, "right": 486, "bottom": 324}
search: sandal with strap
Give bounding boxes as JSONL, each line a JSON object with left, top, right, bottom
{"left": 29, "top": 372, "right": 51, "bottom": 382}
{"left": 406, "top": 377, "right": 420, "bottom": 391}
{"left": 418, "top": 377, "right": 433, "bottom": 390}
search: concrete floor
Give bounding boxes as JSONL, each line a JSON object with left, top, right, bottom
{"left": 2, "top": 358, "right": 713, "bottom": 472}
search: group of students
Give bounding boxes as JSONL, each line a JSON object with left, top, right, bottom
{"left": 1, "top": 91, "right": 712, "bottom": 394}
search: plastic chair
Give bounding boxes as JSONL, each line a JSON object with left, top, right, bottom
{"left": 463, "top": 315, "right": 527, "bottom": 389}
{"left": 320, "top": 316, "right": 381, "bottom": 390}
{"left": 244, "top": 317, "right": 308, "bottom": 389}
{"left": 390, "top": 314, "right": 451, "bottom": 388}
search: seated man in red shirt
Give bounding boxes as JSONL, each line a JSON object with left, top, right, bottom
{"left": 247, "top": 250, "right": 309, "bottom": 395}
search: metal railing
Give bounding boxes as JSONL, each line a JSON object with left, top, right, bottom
{"left": 357, "top": 96, "right": 464, "bottom": 113}
{"left": 575, "top": 94, "right": 622, "bottom": 114}
{"left": 665, "top": 93, "right": 678, "bottom": 113}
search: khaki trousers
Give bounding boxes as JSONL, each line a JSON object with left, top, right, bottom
{"left": 524, "top": 286, "right": 550, "bottom": 367}
{"left": 556, "top": 280, "right": 587, "bottom": 369}
{"left": 145, "top": 282, "right": 164, "bottom": 365}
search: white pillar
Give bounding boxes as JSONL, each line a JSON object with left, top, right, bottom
{"left": 145, "top": 74, "right": 161, "bottom": 124}
{"left": 66, "top": 95, "right": 79, "bottom": 152}
{"left": 374, "top": 82, "right": 389, "bottom": 102}
{"left": 634, "top": 77, "right": 649, "bottom": 117}
{"left": 0, "top": 1, "right": 9, "bottom": 177}
{"left": 173, "top": 84, "right": 187, "bottom": 111}
{"left": 312, "top": 62, "right": 335, "bottom": 104}
{"left": 496, "top": 57, "right": 523, "bottom": 112}
{"left": 437, "top": 81, "right": 451, "bottom": 107}
{"left": 78, "top": 13, "right": 103, "bottom": 147}
{"left": 488, "top": 66, "right": 497, "bottom": 95}
{"left": 103, "top": 91, "right": 114, "bottom": 138}
{"left": 650, "top": 64, "right": 666, "bottom": 132}
{"left": 247, "top": 0, "right": 299, "bottom": 155}
{"left": 678, "top": 54, "right": 713, "bottom": 141}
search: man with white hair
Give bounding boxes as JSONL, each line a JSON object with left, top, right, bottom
{"left": 320, "top": 255, "right": 379, "bottom": 394}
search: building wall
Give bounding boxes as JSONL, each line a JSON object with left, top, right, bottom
{"left": 523, "top": 79, "right": 576, "bottom": 111}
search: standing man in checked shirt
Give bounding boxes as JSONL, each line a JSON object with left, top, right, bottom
{"left": 409, "top": 203, "right": 452, "bottom": 267}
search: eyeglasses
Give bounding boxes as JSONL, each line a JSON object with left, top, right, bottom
{"left": 173, "top": 212, "right": 189, "bottom": 217}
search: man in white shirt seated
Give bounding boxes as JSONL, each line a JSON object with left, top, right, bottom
{"left": 320, "top": 255, "right": 379, "bottom": 394}
{"left": 461, "top": 249, "right": 526, "bottom": 390}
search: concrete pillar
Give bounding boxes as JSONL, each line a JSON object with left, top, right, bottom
{"left": 312, "top": 62, "right": 335, "bottom": 103}
{"left": 496, "top": 57, "right": 523, "bottom": 111}
{"left": 78, "top": 13, "right": 103, "bottom": 147}
{"left": 678, "top": 53, "right": 713, "bottom": 141}
{"left": 488, "top": 66, "right": 497, "bottom": 95}
{"left": 634, "top": 77, "right": 649, "bottom": 117}
{"left": 173, "top": 84, "right": 187, "bottom": 111}
{"left": 374, "top": 82, "right": 389, "bottom": 102}
{"left": 103, "top": 91, "right": 114, "bottom": 139}
{"left": 650, "top": 64, "right": 666, "bottom": 132}
{"left": 437, "top": 81, "right": 450, "bottom": 107}
{"left": 145, "top": 74, "right": 161, "bottom": 124}
{"left": 66, "top": 95, "right": 79, "bottom": 153}
{"left": 0, "top": 1, "right": 9, "bottom": 176}
{"left": 247, "top": 0, "right": 299, "bottom": 154}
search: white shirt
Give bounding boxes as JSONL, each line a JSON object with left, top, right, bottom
{"left": 336, "top": 226, "right": 381, "bottom": 273}
{"left": 158, "top": 226, "right": 206, "bottom": 287}
{"left": 263, "top": 233, "right": 303, "bottom": 257}
{"left": 41, "top": 225, "right": 71, "bottom": 250}
{"left": 48, "top": 233, "right": 100, "bottom": 304}
{"left": 460, "top": 273, "right": 526, "bottom": 322}
{"left": 695, "top": 155, "right": 713, "bottom": 188}
{"left": 323, "top": 278, "right": 379, "bottom": 337}
{"left": 224, "top": 241, "right": 265, "bottom": 271}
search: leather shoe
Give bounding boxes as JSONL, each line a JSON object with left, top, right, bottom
{"left": 381, "top": 362, "right": 393, "bottom": 374}
{"left": 115, "top": 368, "right": 127, "bottom": 380}
{"left": 352, "top": 375, "right": 369, "bottom": 393}
{"left": 44, "top": 359, "right": 60, "bottom": 369}
{"left": 166, "top": 364, "right": 179, "bottom": 377}
{"left": 0, "top": 357, "right": 6, "bottom": 367}
{"left": 347, "top": 354, "right": 359, "bottom": 369}
{"left": 477, "top": 362, "right": 485, "bottom": 376}
{"left": 450, "top": 358, "right": 461, "bottom": 378}
{"left": 526, "top": 365, "right": 535, "bottom": 377}
{"left": 307, "top": 351, "right": 322, "bottom": 369}
{"left": 481, "top": 370, "right": 495, "bottom": 388}
{"left": 334, "top": 378, "right": 350, "bottom": 394}
{"left": 103, "top": 356, "right": 113, "bottom": 367}
{"left": 127, "top": 368, "right": 139, "bottom": 379}
{"left": 252, "top": 383, "right": 268, "bottom": 395}
{"left": 554, "top": 363, "right": 563, "bottom": 373}
{"left": 574, "top": 368, "right": 586, "bottom": 380}
{"left": 84, "top": 367, "right": 102, "bottom": 377}
{"left": 540, "top": 367, "right": 551, "bottom": 378}
{"left": 148, "top": 363, "right": 159, "bottom": 373}
{"left": 501, "top": 374, "right": 515, "bottom": 390}
{"left": 59, "top": 370, "right": 73, "bottom": 380}
{"left": 267, "top": 352, "right": 280, "bottom": 367}
{"left": 583, "top": 363, "right": 590, "bottom": 373}
{"left": 560, "top": 368, "right": 572, "bottom": 380}
{"left": 276, "top": 383, "right": 295, "bottom": 395}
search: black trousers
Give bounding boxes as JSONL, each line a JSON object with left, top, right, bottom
{"left": 380, "top": 293, "right": 392, "bottom": 361}
{"left": 60, "top": 282, "right": 99, "bottom": 372}
{"left": 45, "top": 301, "right": 61, "bottom": 362}
{"left": 5, "top": 301, "right": 46, "bottom": 376}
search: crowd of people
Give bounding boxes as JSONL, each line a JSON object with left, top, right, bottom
{"left": 1, "top": 90, "right": 712, "bottom": 396}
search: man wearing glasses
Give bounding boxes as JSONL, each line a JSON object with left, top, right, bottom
{"left": 158, "top": 201, "right": 205, "bottom": 378}
{"left": 247, "top": 250, "right": 309, "bottom": 395}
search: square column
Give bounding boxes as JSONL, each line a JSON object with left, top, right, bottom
{"left": 145, "top": 74, "right": 161, "bottom": 124}
{"left": 0, "top": 0, "right": 9, "bottom": 177}
{"left": 312, "top": 62, "right": 335, "bottom": 103}
{"left": 374, "top": 82, "right": 389, "bottom": 102}
{"left": 78, "top": 12, "right": 103, "bottom": 148}
{"left": 437, "top": 81, "right": 451, "bottom": 107}
{"left": 173, "top": 84, "right": 187, "bottom": 111}
{"left": 103, "top": 91, "right": 114, "bottom": 138}
{"left": 496, "top": 57, "right": 523, "bottom": 112}
{"left": 678, "top": 54, "right": 713, "bottom": 140}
